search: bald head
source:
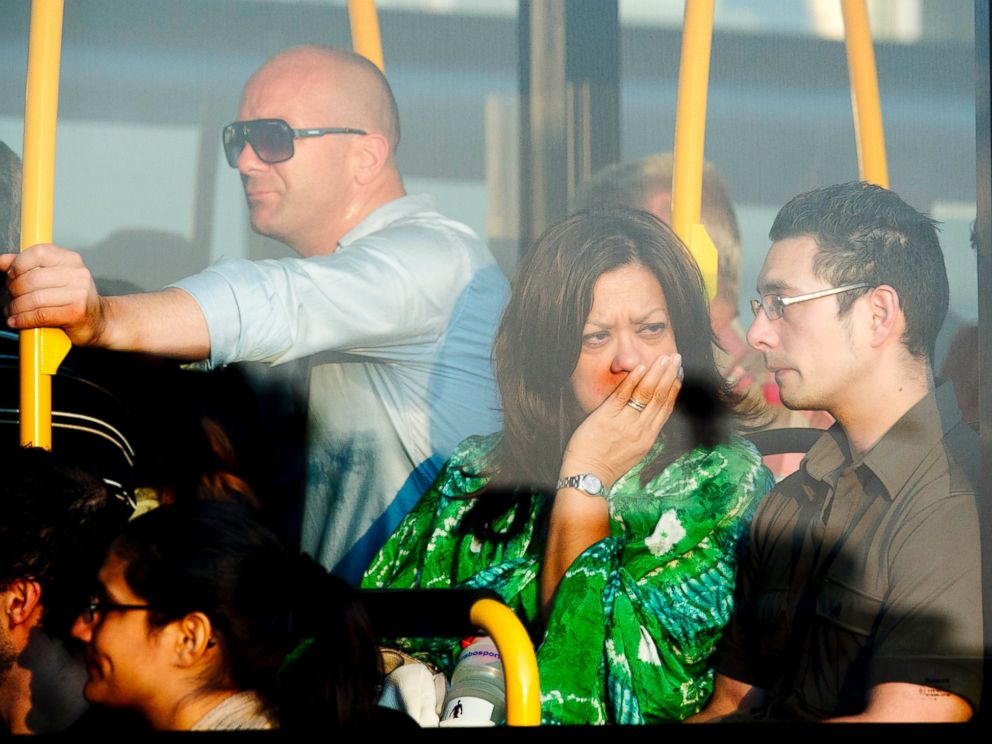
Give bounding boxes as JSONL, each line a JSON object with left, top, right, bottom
{"left": 234, "top": 46, "right": 406, "bottom": 255}
{"left": 245, "top": 46, "right": 401, "bottom": 155}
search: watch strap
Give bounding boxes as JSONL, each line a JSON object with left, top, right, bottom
{"left": 556, "top": 473, "right": 604, "bottom": 496}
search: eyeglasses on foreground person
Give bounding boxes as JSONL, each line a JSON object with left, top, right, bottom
{"left": 71, "top": 501, "right": 389, "bottom": 731}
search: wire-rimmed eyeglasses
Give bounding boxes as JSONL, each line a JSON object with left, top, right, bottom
{"left": 750, "top": 283, "right": 873, "bottom": 321}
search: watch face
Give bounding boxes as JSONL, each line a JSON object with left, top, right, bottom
{"left": 579, "top": 473, "right": 603, "bottom": 495}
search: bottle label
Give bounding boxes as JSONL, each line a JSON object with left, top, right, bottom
{"left": 461, "top": 649, "right": 500, "bottom": 662}
{"left": 440, "top": 695, "right": 496, "bottom": 725}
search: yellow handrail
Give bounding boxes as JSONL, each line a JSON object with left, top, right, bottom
{"left": 19, "top": 0, "right": 71, "bottom": 449}
{"left": 841, "top": 0, "right": 889, "bottom": 187}
{"left": 347, "top": 0, "right": 385, "bottom": 73}
{"left": 469, "top": 598, "right": 541, "bottom": 726}
{"left": 671, "top": 0, "right": 718, "bottom": 303}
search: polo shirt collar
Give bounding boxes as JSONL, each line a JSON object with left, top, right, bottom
{"left": 337, "top": 193, "right": 438, "bottom": 248}
{"left": 802, "top": 381, "right": 962, "bottom": 500}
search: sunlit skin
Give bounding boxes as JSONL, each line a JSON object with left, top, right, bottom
{"left": 746, "top": 237, "right": 872, "bottom": 418}
{"left": 570, "top": 263, "right": 679, "bottom": 414}
{"left": 70, "top": 554, "right": 173, "bottom": 717}
{"left": 746, "top": 236, "right": 924, "bottom": 457}
{"left": 234, "top": 47, "right": 402, "bottom": 256}
{"left": 0, "top": 580, "right": 89, "bottom": 734}
{"left": 543, "top": 262, "right": 683, "bottom": 615}
{"left": 70, "top": 554, "right": 231, "bottom": 730}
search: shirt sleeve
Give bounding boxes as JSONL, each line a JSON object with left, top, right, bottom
{"left": 172, "top": 231, "right": 464, "bottom": 368}
{"left": 867, "top": 484, "right": 984, "bottom": 709}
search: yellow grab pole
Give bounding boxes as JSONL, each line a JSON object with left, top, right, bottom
{"left": 469, "top": 598, "right": 541, "bottom": 726}
{"left": 671, "top": 0, "right": 718, "bottom": 303}
{"left": 347, "top": 0, "right": 385, "bottom": 73}
{"left": 841, "top": 0, "right": 889, "bottom": 187}
{"left": 20, "top": 0, "right": 71, "bottom": 449}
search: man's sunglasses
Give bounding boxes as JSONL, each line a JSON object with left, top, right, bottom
{"left": 222, "top": 118, "right": 367, "bottom": 167}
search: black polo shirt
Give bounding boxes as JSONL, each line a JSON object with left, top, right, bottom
{"left": 715, "top": 381, "right": 983, "bottom": 719}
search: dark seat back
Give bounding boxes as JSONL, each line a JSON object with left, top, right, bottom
{"left": 1, "top": 330, "right": 136, "bottom": 497}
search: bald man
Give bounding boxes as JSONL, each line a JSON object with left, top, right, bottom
{"left": 1, "top": 46, "right": 508, "bottom": 582}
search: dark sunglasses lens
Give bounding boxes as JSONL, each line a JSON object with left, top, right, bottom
{"left": 248, "top": 121, "right": 294, "bottom": 164}
{"left": 222, "top": 125, "right": 246, "bottom": 168}
{"left": 222, "top": 121, "right": 294, "bottom": 167}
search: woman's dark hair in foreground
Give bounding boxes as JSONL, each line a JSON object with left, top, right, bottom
{"left": 111, "top": 501, "right": 381, "bottom": 729}
{"left": 463, "top": 207, "right": 742, "bottom": 538}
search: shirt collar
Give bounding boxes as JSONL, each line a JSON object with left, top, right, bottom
{"left": 803, "top": 380, "right": 962, "bottom": 500}
{"left": 802, "top": 425, "right": 848, "bottom": 484}
{"left": 337, "top": 193, "right": 438, "bottom": 248}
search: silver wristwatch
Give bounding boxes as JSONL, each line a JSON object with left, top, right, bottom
{"left": 556, "top": 473, "right": 605, "bottom": 497}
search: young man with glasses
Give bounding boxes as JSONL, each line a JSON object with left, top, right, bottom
{"left": 687, "top": 181, "right": 982, "bottom": 722}
{"left": 1, "top": 46, "right": 508, "bottom": 584}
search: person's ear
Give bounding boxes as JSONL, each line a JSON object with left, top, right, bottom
{"left": 1, "top": 579, "right": 43, "bottom": 630}
{"left": 171, "top": 612, "right": 217, "bottom": 668}
{"left": 352, "top": 132, "right": 390, "bottom": 185}
{"left": 866, "top": 284, "right": 901, "bottom": 348}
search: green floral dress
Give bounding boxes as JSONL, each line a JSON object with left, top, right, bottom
{"left": 361, "top": 433, "right": 772, "bottom": 724}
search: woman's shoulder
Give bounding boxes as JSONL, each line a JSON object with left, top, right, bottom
{"left": 190, "top": 691, "right": 276, "bottom": 731}
{"left": 682, "top": 434, "right": 773, "bottom": 515}
{"left": 448, "top": 431, "right": 502, "bottom": 465}
{"left": 623, "top": 434, "right": 772, "bottom": 520}
{"left": 713, "top": 433, "right": 767, "bottom": 469}
{"left": 436, "top": 432, "right": 502, "bottom": 498}
{"left": 666, "top": 433, "right": 767, "bottom": 478}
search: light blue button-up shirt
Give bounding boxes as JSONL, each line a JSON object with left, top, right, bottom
{"left": 173, "top": 194, "right": 507, "bottom": 581}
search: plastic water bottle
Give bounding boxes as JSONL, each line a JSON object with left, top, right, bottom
{"left": 439, "top": 636, "right": 506, "bottom": 727}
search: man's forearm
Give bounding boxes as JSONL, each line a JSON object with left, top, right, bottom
{"left": 99, "top": 288, "right": 210, "bottom": 360}
{"left": 824, "top": 683, "right": 973, "bottom": 723}
{"left": 683, "top": 694, "right": 746, "bottom": 723}
{"left": 684, "top": 673, "right": 761, "bottom": 723}
{"left": 3, "top": 245, "right": 211, "bottom": 360}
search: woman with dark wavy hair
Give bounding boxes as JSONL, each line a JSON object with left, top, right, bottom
{"left": 71, "top": 501, "right": 382, "bottom": 730}
{"left": 363, "top": 207, "right": 772, "bottom": 724}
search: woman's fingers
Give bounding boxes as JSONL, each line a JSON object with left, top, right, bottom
{"left": 618, "top": 356, "right": 665, "bottom": 409}
{"left": 564, "top": 353, "right": 682, "bottom": 492}
{"left": 622, "top": 353, "right": 681, "bottom": 411}
{"left": 611, "top": 362, "right": 648, "bottom": 406}
{"left": 648, "top": 355, "right": 683, "bottom": 428}
{"left": 649, "top": 353, "right": 681, "bottom": 405}
{"left": 622, "top": 353, "right": 683, "bottom": 434}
